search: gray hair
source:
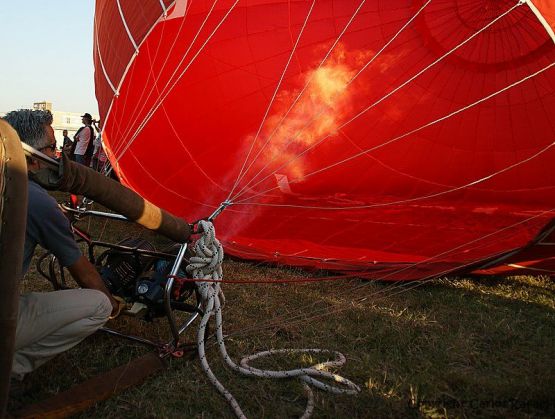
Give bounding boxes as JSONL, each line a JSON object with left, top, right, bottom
{"left": 2, "top": 109, "right": 53, "bottom": 149}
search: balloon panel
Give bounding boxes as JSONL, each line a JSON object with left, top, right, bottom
{"left": 95, "top": 0, "right": 555, "bottom": 279}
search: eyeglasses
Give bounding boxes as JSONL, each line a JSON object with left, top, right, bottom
{"left": 41, "top": 143, "right": 57, "bottom": 152}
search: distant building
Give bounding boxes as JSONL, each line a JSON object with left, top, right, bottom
{"left": 32, "top": 101, "right": 52, "bottom": 111}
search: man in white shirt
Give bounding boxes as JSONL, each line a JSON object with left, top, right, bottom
{"left": 73, "top": 113, "right": 94, "bottom": 165}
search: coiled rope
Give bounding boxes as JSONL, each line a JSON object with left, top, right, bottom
{"left": 186, "top": 220, "right": 360, "bottom": 419}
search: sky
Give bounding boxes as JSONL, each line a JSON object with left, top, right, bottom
{"left": 0, "top": 0, "right": 98, "bottom": 115}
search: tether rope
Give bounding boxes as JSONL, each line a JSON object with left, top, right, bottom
{"left": 187, "top": 220, "right": 360, "bottom": 419}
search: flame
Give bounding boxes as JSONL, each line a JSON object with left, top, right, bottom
{"left": 311, "top": 66, "right": 351, "bottom": 106}
{"left": 235, "top": 41, "right": 415, "bottom": 201}
{"left": 247, "top": 43, "right": 371, "bottom": 185}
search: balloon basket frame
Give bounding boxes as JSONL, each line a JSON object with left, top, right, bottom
{"left": 36, "top": 203, "right": 205, "bottom": 358}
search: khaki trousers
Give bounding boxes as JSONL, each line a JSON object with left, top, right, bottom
{"left": 12, "top": 289, "right": 111, "bottom": 379}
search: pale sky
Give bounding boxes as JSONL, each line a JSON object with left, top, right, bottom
{"left": 0, "top": 0, "right": 98, "bottom": 115}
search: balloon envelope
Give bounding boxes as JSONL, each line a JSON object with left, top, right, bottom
{"left": 94, "top": 0, "right": 555, "bottom": 280}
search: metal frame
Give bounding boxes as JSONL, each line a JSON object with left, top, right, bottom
{"left": 39, "top": 203, "right": 203, "bottom": 355}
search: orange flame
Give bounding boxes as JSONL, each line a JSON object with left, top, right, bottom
{"left": 248, "top": 44, "right": 372, "bottom": 185}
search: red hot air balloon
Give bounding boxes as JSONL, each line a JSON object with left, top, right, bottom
{"left": 93, "top": 0, "right": 555, "bottom": 280}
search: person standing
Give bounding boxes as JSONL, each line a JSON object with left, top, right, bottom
{"left": 90, "top": 121, "right": 102, "bottom": 171}
{"left": 73, "top": 113, "right": 95, "bottom": 166}
{"left": 2, "top": 109, "right": 119, "bottom": 387}
{"left": 96, "top": 143, "right": 108, "bottom": 173}
{"left": 61, "top": 129, "right": 73, "bottom": 158}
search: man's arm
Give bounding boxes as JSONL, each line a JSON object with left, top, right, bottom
{"left": 67, "top": 255, "right": 119, "bottom": 315}
{"left": 27, "top": 183, "right": 120, "bottom": 316}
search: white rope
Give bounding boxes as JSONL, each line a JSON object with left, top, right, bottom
{"left": 234, "top": 139, "right": 555, "bottom": 210}
{"left": 187, "top": 220, "right": 360, "bottom": 419}
{"left": 116, "top": 0, "right": 139, "bottom": 52}
{"left": 227, "top": 0, "right": 318, "bottom": 200}
{"left": 114, "top": 0, "right": 218, "bottom": 157}
{"left": 231, "top": 1, "right": 524, "bottom": 202}
{"left": 116, "top": 0, "right": 240, "bottom": 160}
{"left": 233, "top": 59, "right": 555, "bottom": 207}
{"left": 94, "top": 13, "right": 119, "bottom": 96}
{"left": 230, "top": 0, "right": 432, "bottom": 202}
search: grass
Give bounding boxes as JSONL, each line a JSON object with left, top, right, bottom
{"left": 9, "top": 194, "right": 555, "bottom": 418}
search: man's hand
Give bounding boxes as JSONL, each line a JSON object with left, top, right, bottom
{"left": 110, "top": 296, "right": 128, "bottom": 319}
{"left": 67, "top": 255, "right": 119, "bottom": 315}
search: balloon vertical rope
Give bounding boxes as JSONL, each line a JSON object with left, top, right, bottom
{"left": 188, "top": 220, "right": 360, "bottom": 419}
{"left": 230, "top": 0, "right": 525, "bottom": 203}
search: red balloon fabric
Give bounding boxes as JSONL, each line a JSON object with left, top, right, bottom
{"left": 94, "top": 0, "right": 555, "bottom": 280}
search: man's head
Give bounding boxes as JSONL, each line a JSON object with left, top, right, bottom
{"left": 3, "top": 109, "right": 57, "bottom": 172}
{"left": 3, "top": 109, "right": 56, "bottom": 152}
{"left": 81, "top": 113, "right": 92, "bottom": 125}
{"left": 63, "top": 129, "right": 68, "bottom": 136}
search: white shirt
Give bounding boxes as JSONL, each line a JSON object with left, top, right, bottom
{"left": 74, "top": 125, "right": 92, "bottom": 155}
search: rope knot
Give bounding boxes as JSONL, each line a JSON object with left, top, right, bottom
{"left": 186, "top": 220, "right": 224, "bottom": 282}
{"left": 188, "top": 220, "right": 359, "bottom": 419}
